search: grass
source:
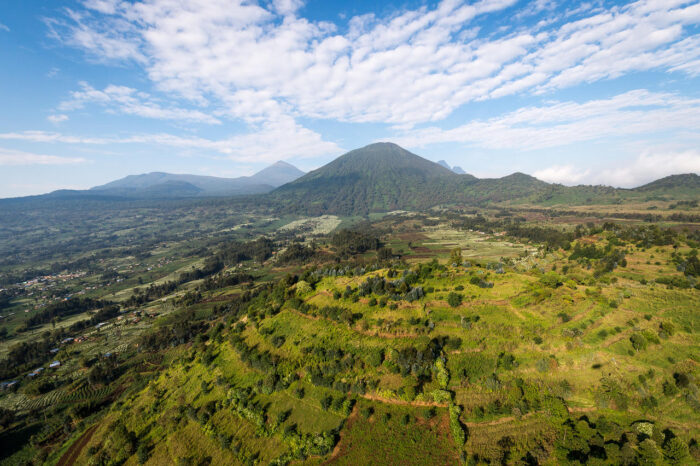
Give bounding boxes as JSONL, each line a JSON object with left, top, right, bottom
{"left": 323, "top": 401, "right": 460, "bottom": 466}
{"left": 2, "top": 214, "right": 698, "bottom": 465}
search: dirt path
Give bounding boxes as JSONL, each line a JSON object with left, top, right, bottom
{"left": 449, "top": 347, "right": 483, "bottom": 354}
{"left": 603, "top": 329, "right": 633, "bottom": 348}
{"left": 464, "top": 412, "right": 537, "bottom": 428}
{"left": 360, "top": 393, "right": 448, "bottom": 408}
{"left": 57, "top": 423, "right": 98, "bottom": 466}
{"left": 288, "top": 309, "right": 419, "bottom": 339}
{"left": 568, "top": 406, "right": 596, "bottom": 414}
{"left": 323, "top": 406, "right": 359, "bottom": 464}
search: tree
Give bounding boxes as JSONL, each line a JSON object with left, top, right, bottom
{"left": 0, "top": 407, "right": 14, "bottom": 429}
{"left": 637, "top": 439, "right": 662, "bottom": 466}
{"left": 447, "top": 292, "right": 462, "bottom": 308}
{"left": 663, "top": 437, "right": 690, "bottom": 464}
{"left": 449, "top": 248, "right": 463, "bottom": 266}
{"left": 630, "top": 333, "right": 648, "bottom": 351}
{"left": 377, "top": 247, "right": 393, "bottom": 261}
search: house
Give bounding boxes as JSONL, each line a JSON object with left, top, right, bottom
{"left": 49, "top": 361, "right": 61, "bottom": 368}
{"left": 1, "top": 380, "right": 18, "bottom": 389}
{"left": 27, "top": 367, "right": 44, "bottom": 377}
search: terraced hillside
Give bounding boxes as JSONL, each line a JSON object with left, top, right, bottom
{"left": 21, "top": 214, "right": 696, "bottom": 466}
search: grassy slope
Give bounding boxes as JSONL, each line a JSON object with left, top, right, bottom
{"left": 58, "top": 226, "right": 699, "bottom": 465}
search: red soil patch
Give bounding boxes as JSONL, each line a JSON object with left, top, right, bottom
{"left": 57, "top": 424, "right": 98, "bottom": 466}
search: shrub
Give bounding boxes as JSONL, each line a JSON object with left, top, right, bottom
{"left": 320, "top": 396, "right": 333, "bottom": 410}
{"left": 448, "top": 404, "right": 467, "bottom": 446}
{"left": 673, "top": 372, "right": 690, "bottom": 388}
{"left": 642, "top": 329, "right": 660, "bottom": 345}
{"left": 447, "top": 292, "right": 462, "bottom": 308}
{"left": 659, "top": 321, "right": 676, "bottom": 337}
{"left": 630, "top": 333, "right": 648, "bottom": 351}
{"left": 539, "top": 272, "right": 563, "bottom": 288}
{"left": 663, "top": 437, "right": 691, "bottom": 465}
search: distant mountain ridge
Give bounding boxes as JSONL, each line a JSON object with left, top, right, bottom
{"left": 437, "top": 160, "right": 467, "bottom": 174}
{"left": 2, "top": 143, "right": 697, "bottom": 210}
{"left": 269, "top": 143, "right": 699, "bottom": 214}
{"left": 86, "top": 161, "right": 305, "bottom": 198}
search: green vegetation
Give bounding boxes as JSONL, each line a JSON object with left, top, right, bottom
{"left": 1, "top": 165, "right": 699, "bottom": 465}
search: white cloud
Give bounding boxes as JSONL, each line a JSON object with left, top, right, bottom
{"left": 0, "top": 148, "right": 86, "bottom": 166}
{"left": 0, "top": 22, "right": 9, "bottom": 32}
{"left": 0, "top": 117, "right": 341, "bottom": 163}
{"left": 534, "top": 150, "right": 700, "bottom": 187}
{"left": 45, "top": 0, "right": 700, "bottom": 127}
{"left": 48, "top": 114, "right": 69, "bottom": 124}
{"left": 596, "top": 150, "right": 700, "bottom": 187}
{"left": 59, "top": 82, "right": 221, "bottom": 124}
{"left": 394, "top": 89, "right": 700, "bottom": 150}
{"left": 272, "top": 0, "right": 304, "bottom": 16}
{"left": 82, "top": 0, "right": 121, "bottom": 15}
{"left": 533, "top": 165, "right": 590, "bottom": 184}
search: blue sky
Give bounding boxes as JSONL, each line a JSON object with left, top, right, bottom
{"left": 1, "top": 0, "right": 700, "bottom": 197}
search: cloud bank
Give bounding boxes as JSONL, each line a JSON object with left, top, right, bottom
{"left": 47, "top": 0, "right": 700, "bottom": 129}
{"left": 534, "top": 150, "right": 700, "bottom": 187}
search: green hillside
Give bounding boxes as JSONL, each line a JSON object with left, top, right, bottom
{"left": 272, "top": 143, "right": 471, "bottom": 214}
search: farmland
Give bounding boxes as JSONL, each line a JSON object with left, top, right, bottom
{"left": 1, "top": 206, "right": 699, "bottom": 465}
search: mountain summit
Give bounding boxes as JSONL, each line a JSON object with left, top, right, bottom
{"left": 297, "top": 143, "right": 455, "bottom": 180}
{"left": 437, "top": 159, "right": 467, "bottom": 175}
{"left": 247, "top": 161, "right": 305, "bottom": 187}
{"left": 271, "top": 142, "right": 470, "bottom": 213}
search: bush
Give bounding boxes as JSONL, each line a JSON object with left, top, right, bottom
{"left": 642, "top": 329, "right": 660, "bottom": 345}
{"left": 448, "top": 404, "right": 467, "bottom": 446}
{"left": 659, "top": 321, "right": 676, "bottom": 338}
{"left": 320, "top": 396, "right": 333, "bottom": 410}
{"left": 673, "top": 372, "right": 690, "bottom": 388}
{"left": 539, "top": 272, "right": 563, "bottom": 288}
{"left": 663, "top": 437, "right": 690, "bottom": 464}
{"left": 630, "top": 333, "right": 648, "bottom": 351}
{"left": 447, "top": 292, "right": 462, "bottom": 308}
